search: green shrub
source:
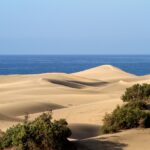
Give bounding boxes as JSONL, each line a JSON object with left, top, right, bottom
{"left": 0, "top": 113, "right": 72, "bottom": 150}
{"left": 101, "top": 83, "right": 150, "bottom": 134}
{"left": 122, "top": 83, "right": 150, "bottom": 102}
{"left": 124, "top": 101, "right": 147, "bottom": 110}
{"left": 101, "top": 105, "right": 150, "bottom": 134}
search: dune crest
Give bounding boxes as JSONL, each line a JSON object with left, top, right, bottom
{"left": 73, "top": 65, "right": 135, "bottom": 81}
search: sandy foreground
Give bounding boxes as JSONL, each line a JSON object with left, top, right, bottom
{"left": 0, "top": 65, "right": 150, "bottom": 150}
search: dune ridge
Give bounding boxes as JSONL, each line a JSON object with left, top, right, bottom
{"left": 73, "top": 65, "right": 136, "bottom": 81}
{"left": 0, "top": 65, "right": 150, "bottom": 150}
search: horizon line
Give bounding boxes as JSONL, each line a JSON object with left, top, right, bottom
{"left": 0, "top": 54, "right": 150, "bottom": 56}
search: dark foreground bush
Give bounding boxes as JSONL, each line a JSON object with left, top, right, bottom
{"left": 0, "top": 113, "right": 72, "bottom": 150}
{"left": 122, "top": 83, "right": 150, "bottom": 102}
{"left": 101, "top": 105, "right": 150, "bottom": 134}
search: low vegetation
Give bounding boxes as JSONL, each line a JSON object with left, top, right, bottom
{"left": 0, "top": 113, "right": 72, "bottom": 150}
{"left": 122, "top": 83, "right": 150, "bottom": 102}
{"left": 102, "top": 83, "right": 150, "bottom": 134}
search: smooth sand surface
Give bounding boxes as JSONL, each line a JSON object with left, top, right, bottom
{"left": 0, "top": 65, "right": 150, "bottom": 149}
{"left": 76, "top": 128, "right": 150, "bottom": 150}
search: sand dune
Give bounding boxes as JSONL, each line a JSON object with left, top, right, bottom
{"left": 76, "top": 129, "right": 150, "bottom": 150}
{"left": 73, "top": 65, "right": 135, "bottom": 81}
{"left": 0, "top": 113, "right": 22, "bottom": 122}
{"left": 0, "top": 102, "right": 64, "bottom": 116}
{"left": 0, "top": 65, "right": 150, "bottom": 149}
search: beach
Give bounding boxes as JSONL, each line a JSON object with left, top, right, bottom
{"left": 0, "top": 65, "right": 150, "bottom": 150}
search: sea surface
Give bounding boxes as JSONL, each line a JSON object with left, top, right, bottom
{"left": 0, "top": 55, "right": 150, "bottom": 75}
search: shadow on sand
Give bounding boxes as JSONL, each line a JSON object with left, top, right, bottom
{"left": 75, "top": 138, "right": 127, "bottom": 150}
{"left": 69, "top": 123, "right": 100, "bottom": 140}
{"left": 68, "top": 123, "right": 127, "bottom": 150}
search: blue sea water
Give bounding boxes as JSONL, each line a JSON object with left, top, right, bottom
{"left": 0, "top": 55, "right": 150, "bottom": 75}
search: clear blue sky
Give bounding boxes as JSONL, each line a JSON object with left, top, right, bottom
{"left": 0, "top": 0, "right": 150, "bottom": 54}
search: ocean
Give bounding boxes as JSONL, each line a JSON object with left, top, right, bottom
{"left": 0, "top": 55, "right": 150, "bottom": 75}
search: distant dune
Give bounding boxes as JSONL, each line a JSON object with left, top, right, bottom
{"left": 0, "top": 65, "right": 150, "bottom": 149}
{"left": 73, "top": 65, "right": 136, "bottom": 81}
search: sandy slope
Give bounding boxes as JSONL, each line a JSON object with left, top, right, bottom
{"left": 0, "top": 65, "right": 150, "bottom": 149}
{"left": 76, "top": 128, "right": 150, "bottom": 150}
{"left": 73, "top": 65, "right": 135, "bottom": 81}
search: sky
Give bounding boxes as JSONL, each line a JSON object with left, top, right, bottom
{"left": 0, "top": 0, "right": 150, "bottom": 55}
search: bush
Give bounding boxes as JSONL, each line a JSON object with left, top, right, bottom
{"left": 101, "top": 105, "right": 150, "bottom": 134}
{"left": 0, "top": 113, "right": 72, "bottom": 150}
{"left": 122, "top": 83, "right": 150, "bottom": 102}
{"left": 124, "top": 101, "right": 147, "bottom": 110}
{"left": 101, "top": 83, "right": 150, "bottom": 134}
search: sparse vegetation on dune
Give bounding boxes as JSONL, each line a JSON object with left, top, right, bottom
{"left": 102, "top": 83, "right": 150, "bottom": 134}
{"left": 0, "top": 113, "right": 73, "bottom": 150}
{"left": 101, "top": 105, "right": 150, "bottom": 134}
{"left": 122, "top": 83, "right": 150, "bottom": 102}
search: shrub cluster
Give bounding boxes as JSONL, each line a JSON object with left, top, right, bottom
{"left": 102, "top": 83, "right": 150, "bottom": 134}
{"left": 124, "top": 100, "right": 147, "bottom": 110}
{"left": 122, "top": 83, "right": 150, "bottom": 102}
{"left": 0, "top": 113, "right": 72, "bottom": 150}
{"left": 101, "top": 105, "right": 150, "bottom": 134}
